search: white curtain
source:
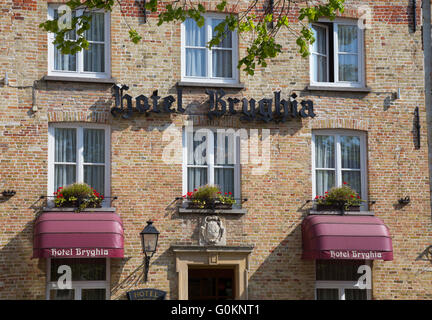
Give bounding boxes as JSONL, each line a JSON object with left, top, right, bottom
{"left": 214, "top": 132, "right": 234, "bottom": 194}
{"left": 83, "top": 129, "right": 105, "bottom": 194}
{"left": 311, "top": 25, "right": 327, "bottom": 82}
{"left": 341, "top": 136, "right": 361, "bottom": 194}
{"left": 84, "top": 12, "right": 105, "bottom": 72}
{"left": 53, "top": 9, "right": 77, "bottom": 71}
{"left": 211, "top": 19, "right": 232, "bottom": 78}
{"left": 187, "top": 131, "right": 208, "bottom": 192}
{"left": 54, "top": 128, "right": 76, "bottom": 190}
{"left": 315, "top": 135, "right": 335, "bottom": 195}
{"left": 338, "top": 25, "right": 358, "bottom": 81}
{"left": 185, "top": 18, "right": 206, "bottom": 77}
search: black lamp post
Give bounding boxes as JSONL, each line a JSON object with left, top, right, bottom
{"left": 140, "top": 220, "right": 160, "bottom": 282}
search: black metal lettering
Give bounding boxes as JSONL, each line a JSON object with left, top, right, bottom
{"left": 241, "top": 98, "right": 256, "bottom": 121}
{"left": 177, "top": 87, "right": 185, "bottom": 113}
{"left": 208, "top": 89, "right": 227, "bottom": 119}
{"left": 163, "top": 95, "right": 176, "bottom": 113}
{"left": 136, "top": 95, "right": 150, "bottom": 114}
{"left": 121, "top": 94, "right": 133, "bottom": 119}
{"left": 280, "top": 99, "right": 290, "bottom": 122}
{"left": 151, "top": 90, "right": 161, "bottom": 113}
{"left": 274, "top": 91, "right": 282, "bottom": 118}
{"left": 227, "top": 97, "right": 239, "bottom": 114}
{"left": 258, "top": 98, "right": 273, "bottom": 123}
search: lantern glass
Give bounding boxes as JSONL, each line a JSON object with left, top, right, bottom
{"left": 143, "top": 233, "right": 158, "bottom": 254}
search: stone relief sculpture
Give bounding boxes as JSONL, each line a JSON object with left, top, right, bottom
{"left": 199, "top": 216, "right": 226, "bottom": 246}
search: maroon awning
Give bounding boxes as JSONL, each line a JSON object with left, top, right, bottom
{"left": 302, "top": 215, "right": 393, "bottom": 261}
{"left": 33, "top": 211, "right": 124, "bottom": 258}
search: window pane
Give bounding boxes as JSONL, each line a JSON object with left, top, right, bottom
{"left": 212, "top": 19, "right": 232, "bottom": 48}
{"left": 345, "top": 289, "right": 367, "bottom": 300}
{"left": 316, "top": 260, "right": 365, "bottom": 281}
{"left": 186, "top": 48, "right": 206, "bottom": 77}
{"left": 316, "top": 288, "right": 339, "bottom": 300}
{"left": 188, "top": 131, "right": 208, "bottom": 165}
{"left": 188, "top": 168, "right": 208, "bottom": 192}
{"left": 84, "top": 43, "right": 105, "bottom": 72}
{"left": 214, "top": 132, "right": 235, "bottom": 165}
{"left": 215, "top": 168, "right": 234, "bottom": 195}
{"left": 185, "top": 18, "right": 205, "bottom": 46}
{"left": 312, "top": 25, "right": 327, "bottom": 55}
{"left": 50, "top": 289, "right": 75, "bottom": 300}
{"left": 84, "top": 129, "right": 105, "bottom": 163}
{"left": 341, "top": 136, "right": 360, "bottom": 169}
{"left": 312, "top": 54, "right": 327, "bottom": 82}
{"left": 81, "top": 288, "right": 106, "bottom": 300}
{"left": 338, "top": 25, "right": 358, "bottom": 53}
{"left": 316, "top": 170, "right": 335, "bottom": 196}
{"left": 342, "top": 171, "right": 361, "bottom": 195}
{"left": 54, "top": 46, "right": 77, "bottom": 71}
{"left": 339, "top": 54, "right": 358, "bottom": 82}
{"left": 85, "top": 12, "right": 105, "bottom": 42}
{"left": 212, "top": 50, "right": 232, "bottom": 78}
{"left": 50, "top": 258, "right": 106, "bottom": 282}
{"left": 55, "top": 164, "right": 76, "bottom": 190}
{"left": 55, "top": 128, "right": 76, "bottom": 163}
{"left": 315, "top": 135, "right": 335, "bottom": 168}
{"left": 84, "top": 165, "right": 105, "bottom": 194}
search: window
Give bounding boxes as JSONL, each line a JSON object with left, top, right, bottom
{"left": 310, "top": 20, "right": 364, "bottom": 87}
{"left": 48, "top": 123, "right": 110, "bottom": 203}
{"left": 181, "top": 14, "right": 239, "bottom": 84}
{"left": 315, "top": 260, "right": 371, "bottom": 300}
{"left": 183, "top": 128, "right": 240, "bottom": 203}
{"left": 312, "top": 130, "right": 367, "bottom": 207}
{"left": 47, "top": 5, "right": 111, "bottom": 78}
{"left": 47, "top": 258, "right": 110, "bottom": 300}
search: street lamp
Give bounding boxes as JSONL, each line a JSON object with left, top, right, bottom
{"left": 140, "top": 220, "right": 160, "bottom": 282}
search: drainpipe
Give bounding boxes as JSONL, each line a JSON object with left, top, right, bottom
{"left": 422, "top": 0, "right": 432, "bottom": 214}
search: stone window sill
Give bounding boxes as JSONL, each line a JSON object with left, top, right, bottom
{"left": 43, "top": 75, "right": 117, "bottom": 84}
{"left": 309, "top": 209, "right": 374, "bottom": 216}
{"left": 42, "top": 207, "right": 116, "bottom": 212}
{"left": 176, "top": 81, "right": 245, "bottom": 89}
{"left": 306, "top": 85, "right": 372, "bottom": 93}
{"left": 178, "top": 208, "right": 247, "bottom": 215}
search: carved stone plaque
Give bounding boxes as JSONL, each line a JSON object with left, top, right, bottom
{"left": 199, "top": 216, "right": 226, "bottom": 246}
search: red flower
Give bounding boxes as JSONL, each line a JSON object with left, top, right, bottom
{"left": 228, "top": 192, "right": 232, "bottom": 195}
{"left": 101, "top": 195, "right": 104, "bottom": 199}
{"left": 194, "top": 189, "right": 197, "bottom": 191}
{"left": 225, "top": 192, "right": 228, "bottom": 195}
{"left": 183, "top": 195, "right": 186, "bottom": 198}
{"left": 357, "top": 195, "right": 361, "bottom": 199}
{"left": 350, "top": 195, "right": 354, "bottom": 198}
{"left": 315, "top": 196, "right": 319, "bottom": 199}
{"left": 217, "top": 192, "right": 222, "bottom": 194}
{"left": 325, "top": 191, "right": 328, "bottom": 194}
{"left": 343, "top": 182, "right": 347, "bottom": 185}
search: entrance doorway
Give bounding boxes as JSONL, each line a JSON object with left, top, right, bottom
{"left": 188, "top": 267, "right": 235, "bottom": 300}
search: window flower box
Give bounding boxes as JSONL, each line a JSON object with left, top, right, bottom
{"left": 54, "top": 183, "right": 104, "bottom": 212}
{"left": 183, "top": 185, "right": 235, "bottom": 210}
{"left": 314, "top": 183, "right": 364, "bottom": 212}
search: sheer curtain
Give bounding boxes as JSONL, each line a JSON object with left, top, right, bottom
{"left": 338, "top": 25, "right": 358, "bottom": 82}
{"left": 187, "top": 131, "right": 208, "bottom": 192}
{"left": 311, "top": 25, "right": 327, "bottom": 82}
{"left": 185, "top": 18, "right": 206, "bottom": 77}
{"left": 214, "top": 132, "right": 234, "bottom": 195}
{"left": 84, "top": 12, "right": 105, "bottom": 72}
{"left": 211, "top": 19, "right": 232, "bottom": 78}
{"left": 53, "top": 9, "right": 77, "bottom": 71}
{"left": 83, "top": 129, "right": 105, "bottom": 194}
{"left": 54, "top": 128, "right": 77, "bottom": 190}
{"left": 341, "top": 136, "right": 361, "bottom": 194}
{"left": 315, "top": 135, "right": 335, "bottom": 195}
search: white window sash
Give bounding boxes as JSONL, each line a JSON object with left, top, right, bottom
{"left": 48, "top": 123, "right": 111, "bottom": 207}
{"left": 181, "top": 14, "right": 239, "bottom": 84}
{"left": 309, "top": 19, "right": 364, "bottom": 88}
{"left": 182, "top": 128, "right": 241, "bottom": 203}
{"left": 47, "top": 5, "right": 111, "bottom": 79}
{"left": 311, "top": 130, "right": 368, "bottom": 210}
{"left": 46, "top": 258, "right": 110, "bottom": 300}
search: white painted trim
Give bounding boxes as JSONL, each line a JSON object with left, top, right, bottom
{"left": 309, "top": 19, "right": 365, "bottom": 88}
{"left": 180, "top": 13, "right": 239, "bottom": 84}
{"left": 47, "top": 4, "right": 111, "bottom": 79}
{"left": 47, "top": 123, "right": 111, "bottom": 206}
{"left": 46, "top": 257, "right": 110, "bottom": 300}
{"left": 311, "top": 130, "right": 368, "bottom": 210}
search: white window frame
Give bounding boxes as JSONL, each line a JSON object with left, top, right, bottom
{"left": 311, "top": 130, "right": 368, "bottom": 210}
{"left": 180, "top": 13, "right": 239, "bottom": 84}
{"left": 46, "top": 258, "right": 110, "bottom": 300}
{"left": 47, "top": 4, "right": 111, "bottom": 79}
{"left": 315, "top": 261, "right": 372, "bottom": 300}
{"left": 182, "top": 128, "right": 241, "bottom": 204}
{"left": 309, "top": 18, "right": 365, "bottom": 88}
{"left": 47, "top": 123, "right": 111, "bottom": 207}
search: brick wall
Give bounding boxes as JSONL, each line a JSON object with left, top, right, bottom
{"left": 0, "top": 0, "right": 431, "bottom": 299}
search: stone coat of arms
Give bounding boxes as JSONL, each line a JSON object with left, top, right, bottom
{"left": 199, "top": 216, "right": 226, "bottom": 246}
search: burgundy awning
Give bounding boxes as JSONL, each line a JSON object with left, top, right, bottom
{"left": 33, "top": 211, "right": 124, "bottom": 258}
{"left": 302, "top": 215, "right": 393, "bottom": 261}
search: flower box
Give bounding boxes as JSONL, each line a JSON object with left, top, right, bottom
{"left": 316, "top": 204, "right": 360, "bottom": 212}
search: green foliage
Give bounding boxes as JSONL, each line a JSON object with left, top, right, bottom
{"left": 54, "top": 183, "right": 104, "bottom": 212}
{"left": 183, "top": 185, "right": 235, "bottom": 208}
{"left": 39, "top": 0, "right": 345, "bottom": 75}
{"left": 316, "top": 183, "right": 363, "bottom": 209}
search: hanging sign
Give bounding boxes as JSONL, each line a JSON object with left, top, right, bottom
{"left": 126, "top": 289, "right": 167, "bottom": 300}
{"left": 111, "top": 85, "right": 316, "bottom": 123}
